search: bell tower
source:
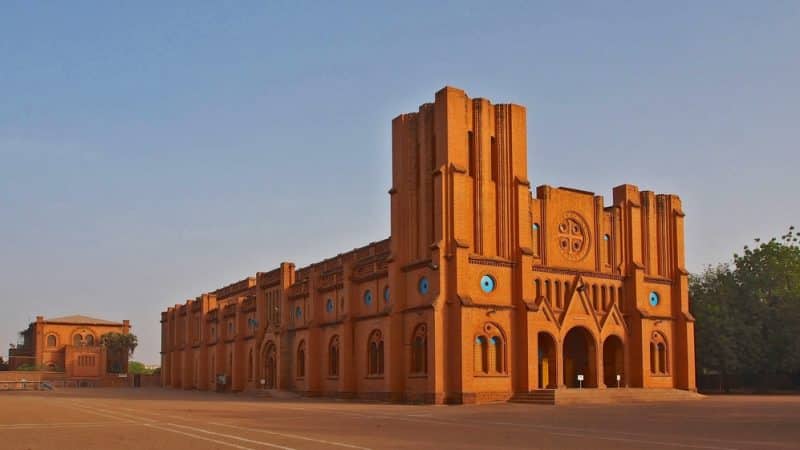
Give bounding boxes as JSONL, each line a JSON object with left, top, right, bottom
{"left": 390, "top": 86, "right": 528, "bottom": 264}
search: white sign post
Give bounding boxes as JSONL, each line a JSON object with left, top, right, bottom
{"left": 577, "top": 374, "right": 584, "bottom": 389}
{"left": 616, "top": 374, "right": 621, "bottom": 388}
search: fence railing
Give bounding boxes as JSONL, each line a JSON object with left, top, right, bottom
{"left": 0, "top": 381, "right": 52, "bottom": 391}
{"left": 0, "top": 379, "right": 99, "bottom": 390}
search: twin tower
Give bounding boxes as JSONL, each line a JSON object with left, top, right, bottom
{"left": 161, "top": 87, "right": 696, "bottom": 403}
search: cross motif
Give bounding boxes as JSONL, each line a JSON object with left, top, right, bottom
{"left": 557, "top": 217, "right": 587, "bottom": 260}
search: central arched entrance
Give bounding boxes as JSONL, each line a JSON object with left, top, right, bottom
{"left": 263, "top": 342, "right": 276, "bottom": 389}
{"left": 537, "top": 332, "right": 557, "bottom": 389}
{"left": 563, "top": 327, "right": 597, "bottom": 388}
{"left": 603, "top": 335, "right": 624, "bottom": 387}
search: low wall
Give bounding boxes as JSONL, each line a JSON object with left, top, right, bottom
{"left": 0, "top": 371, "right": 143, "bottom": 388}
{"left": 130, "top": 374, "right": 161, "bottom": 388}
{"left": 0, "top": 371, "right": 68, "bottom": 382}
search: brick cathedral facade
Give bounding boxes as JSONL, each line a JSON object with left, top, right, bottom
{"left": 160, "top": 87, "right": 696, "bottom": 403}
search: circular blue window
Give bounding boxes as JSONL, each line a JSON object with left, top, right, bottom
{"left": 649, "top": 291, "right": 660, "bottom": 307}
{"left": 480, "top": 275, "right": 496, "bottom": 293}
{"left": 295, "top": 306, "right": 302, "bottom": 318}
{"left": 418, "top": 277, "right": 429, "bottom": 294}
{"left": 364, "top": 290, "right": 373, "bottom": 305}
{"left": 383, "top": 286, "right": 390, "bottom": 303}
{"left": 326, "top": 298, "right": 334, "bottom": 312}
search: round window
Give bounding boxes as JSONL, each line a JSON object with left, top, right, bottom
{"left": 418, "top": 277, "right": 429, "bottom": 294}
{"left": 480, "top": 275, "right": 496, "bottom": 293}
{"left": 649, "top": 291, "right": 660, "bottom": 307}
{"left": 533, "top": 223, "right": 539, "bottom": 231}
{"left": 364, "top": 290, "right": 373, "bottom": 305}
{"left": 326, "top": 298, "right": 334, "bottom": 312}
{"left": 383, "top": 286, "right": 390, "bottom": 303}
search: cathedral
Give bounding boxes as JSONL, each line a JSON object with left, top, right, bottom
{"left": 160, "top": 87, "right": 696, "bottom": 403}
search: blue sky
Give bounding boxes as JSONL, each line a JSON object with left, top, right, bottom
{"left": 1, "top": 1, "right": 798, "bottom": 364}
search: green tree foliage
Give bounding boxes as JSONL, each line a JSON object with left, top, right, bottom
{"left": 128, "top": 360, "right": 146, "bottom": 374}
{"left": 128, "top": 360, "right": 156, "bottom": 375}
{"left": 14, "top": 363, "right": 64, "bottom": 372}
{"left": 691, "top": 227, "right": 800, "bottom": 389}
{"left": 0, "top": 357, "right": 9, "bottom": 371}
{"left": 100, "top": 332, "right": 138, "bottom": 373}
{"left": 100, "top": 332, "right": 138, "bottom": 356}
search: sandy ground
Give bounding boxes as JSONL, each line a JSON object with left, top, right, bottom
{"left": 0, "top": 388, "right": 798, "bottom": 450}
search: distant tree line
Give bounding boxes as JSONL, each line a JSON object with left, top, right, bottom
{"left": 128, "top": 361, "right": 158, "bottom": 375}
{"left": 691, "top": 227, "right": 800, "bottom": 392}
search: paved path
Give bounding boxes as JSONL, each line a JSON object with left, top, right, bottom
{"left": 0, "top": 389, "right": 798, "bottom": 449}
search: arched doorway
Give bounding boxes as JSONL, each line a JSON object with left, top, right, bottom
{"left": 263, "top": 342, "right": 276, "bottom": 389}
{"left": 563, "top": 327, "right": 597, "bottom": 388}
{"left": 537, "top": 332, "right": 557, "bottom": 389}
{"left": 603, "top": 335, "right": 624, "bottom": 387}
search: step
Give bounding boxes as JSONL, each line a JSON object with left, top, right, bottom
{"left": 509, "top": 388, "right": 702, "bottom": 405}
{"left": 509, "top": 389, "right": 556, "bottom": 405}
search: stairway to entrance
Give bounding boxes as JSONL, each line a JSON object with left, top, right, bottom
{"left": 510, "top": 388, "right": 703, "bottom": 405}
{"left": 253, "top": 389, "right": 302, "bottom": 400}
{"left": 509, "top": 389, "right": 556, "bottom": 405}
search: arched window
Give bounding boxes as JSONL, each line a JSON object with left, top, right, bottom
{"left": 296, "top": 341, "right": 306, "bottom": 378}
{"left": 73, "top": 334, "right": 83, "bottom": 346}
{"left": 210, "top": 355, "right": 216, "bottom": 382}
{"left": 248, "top": 348, "right": 254, "bottom": 381}
{"left": 367, "top": 330, "right": 383, "bottom": 376}
{"left": 369, "top": 342, "right": 378, "bottom": 375}
{"left": 85, "top": 335, "right": 95, "bottom": 346}
{"left": 474, "top": 336, "right": 488, "bottom": 374}
{"left": 474, "top": 323, "right": 506, "bottom": 375}
{"left": 650, "top": 342, "right": 656, "bottom": 373}
{"left": 491, "top": 336, "right": 504, "bottom": 373}
{"left": 194, "top": 355, "right": 199, "bottom": 386}
{"left": 329, "top": 336, "right": 340, "bottom": 377}
{"left": 46, "top": 335, "right": 57, "bottom": 347}
{"left": 411, "top": 324, "right": 427, "bottom": 374}
{"left": 650, "top": 332, "right": 669, "bottom": 374}
{"left": 378, "top": 340, "right": 384, "bottom": 375}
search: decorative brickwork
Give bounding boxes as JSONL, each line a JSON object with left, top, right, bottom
{"left": 160, "top": 87, "right": 696, "bottom": 403}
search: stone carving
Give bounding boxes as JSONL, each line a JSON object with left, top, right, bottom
{"left": 557, "top": 211, "right": 591, "bottom": 261}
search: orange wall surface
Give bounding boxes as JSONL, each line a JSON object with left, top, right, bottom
{"left": 160, "top": 87, "right": 696, "bottom": 403}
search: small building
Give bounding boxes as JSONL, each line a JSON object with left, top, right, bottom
{"left": 8, "top": 315, "right": 131, "bottom": 378}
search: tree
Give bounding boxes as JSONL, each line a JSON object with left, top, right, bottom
{"left": 100, "top": 332, "right": 138, "bottom": 374}
{"left": 691, "top": 227, "right": 800, "bottom": 391}
{"left": 128, "top": 360, "right": 156, "bottom": 375}
{"left": 0, "top": 356, "right": 8, "bottom": 371}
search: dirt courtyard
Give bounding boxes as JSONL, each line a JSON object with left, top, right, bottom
{"left": 0, "top": 389, "right": 798, "bottom": 450}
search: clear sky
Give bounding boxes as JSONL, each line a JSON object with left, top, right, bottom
{"left": 1, "top": 1, "right": 798, "bottom": 365}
